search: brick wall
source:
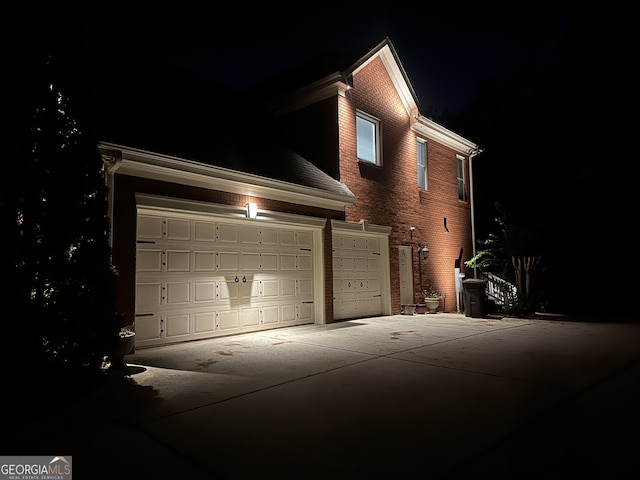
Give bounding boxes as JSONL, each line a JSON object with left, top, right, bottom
{"left": 340, "top": 56, "right": 473, "bottom": 312}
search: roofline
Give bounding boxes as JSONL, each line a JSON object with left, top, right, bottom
{"left": 268, "top": 37, "right": 480, "bottom": 155}
{"left": 411, "top": 116, "right": 481, "bottom": 155}
{"left": 99, "top": 142, "right": 356, "bottom": 211}
{"left": 345, "top": 37, "right": 421, "bottom": 113}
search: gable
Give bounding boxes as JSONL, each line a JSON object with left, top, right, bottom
{"left": 259, "top": 37, "right": 479, "bottom": 156}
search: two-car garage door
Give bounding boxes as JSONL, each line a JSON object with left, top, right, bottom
{"left": 135, "top": 208, "right": 320, "bottom": 347}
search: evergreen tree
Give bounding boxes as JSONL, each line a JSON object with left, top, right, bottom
{"left": 2, "top": 41, "right": 121, "bottom": 378}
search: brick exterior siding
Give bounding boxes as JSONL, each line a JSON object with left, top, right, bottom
{"left": 340, "top": 56, "right": 473, "bottom": 312}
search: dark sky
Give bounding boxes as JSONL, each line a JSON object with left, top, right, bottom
{"left": 95, "top": 0, "right": 595, "bottom": 114}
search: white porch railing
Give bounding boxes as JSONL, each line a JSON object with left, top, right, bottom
{"left": 480, "top": 271, "right": 517, "bottom": 308}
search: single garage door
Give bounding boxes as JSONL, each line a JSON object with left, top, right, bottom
{"left": 333, "top": 230, "right": 385, "bottom": 320}
{"left": 135, "top": 209, "right": 319, "bottom": 347}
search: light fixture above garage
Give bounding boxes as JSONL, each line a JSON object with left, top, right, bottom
{"left": 246, "top": 202, "right": 258, "bottom": 219}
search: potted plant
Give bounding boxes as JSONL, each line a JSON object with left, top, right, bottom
{"left": 423, "top": 286, "right": 441, "bottom": 314}
{"left": 109, "top": 325, "right": 136, "bottom": 370}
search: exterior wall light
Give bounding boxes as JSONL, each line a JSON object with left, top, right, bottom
{"left": 420, "top": 245, "right": 430, "bottom": 259}
{"left": 246, "top": 202, "right": 258, "bottom": 219}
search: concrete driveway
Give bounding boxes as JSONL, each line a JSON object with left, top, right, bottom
{"left": 7, "top": 313, "right": 640, "bottom": 479}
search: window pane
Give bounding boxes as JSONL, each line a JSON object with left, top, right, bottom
{"left": 417, "top": 141, "right": 426, "bottom": 189}
{"left": 357, "top": 116, "right": 376, "bottom": 163}
{"left": 457, "top": 156, "right": 465, "bottom": 200}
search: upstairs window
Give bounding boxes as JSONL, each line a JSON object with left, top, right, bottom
{"left": 456, "top": 154, "right": 466, "bottom": 200}
{"left": 417, "top": 139, "right": 427, "bottom": 189}
{"left": 356, "top": 110, "right": 380, "bottom": 165}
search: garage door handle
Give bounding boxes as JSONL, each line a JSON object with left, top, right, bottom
{"left": 137, "top": 240, "right": 156, "bottom": 244}
{"left": 135, "top": 313, "right": 154, "bottom": 317}
{"left": 303, "top": 301, "right": 314, "bottom": 304}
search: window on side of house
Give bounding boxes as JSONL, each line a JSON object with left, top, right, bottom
{"left": 356, "top": 110, "right": 380, "bottom": 165}
{"left": 417, "top": 139, "right": 427, "bottom": 190}
{"left": 456, "top": 154, "right": 466, "bottom": 200}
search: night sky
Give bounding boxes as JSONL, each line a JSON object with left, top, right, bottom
{"left": 92, "top": 0, "right": 596, "bottom": 115}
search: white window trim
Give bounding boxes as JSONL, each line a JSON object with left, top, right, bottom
{"left": 356, "top": 110, "right": 381, "bottom": 166}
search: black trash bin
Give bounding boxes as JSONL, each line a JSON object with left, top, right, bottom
{"left": 463, "top": 278, "right": 487, "bottom": 318}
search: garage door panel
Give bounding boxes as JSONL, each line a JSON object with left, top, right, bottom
{"left": 280, "top": 230, "right": 295, "bottom": 246}
{"left": 135, "top": 314, "right": 162, "bottom": 344}
{"left": 194, "top": 311, "right": 216, "bottom": 334}
{"left": 218, "top": 252, "right": 239, "bottom": 271}
{"left": 298, "top": 279, "right": 312, "bottom": 296}
{"left": 241, "top": 308, "right": 260, "bottom": 327}
{"left": 137, "top": 282, "right": 162, "bottom": 307}
{"left": 137, "top": 215, "right": 163, "bottom": 240}
{"left": 366, "top": 277, "right": 380, "bottom": 291}
{"left": 261, "top": 228, "right": 278, "bottom": 246}
{"left": 165, "top": 250, "right": 190, "bottom": 272}
{"left": 240, "top": 276, "right": 258, "bottom": 299}
{"left": 165, "top": 282, "right": 190, "bottom": 305}
{"left": 281, "top": 304, "right": 296, "bottom": 322}
{"left": 194, "top": 281, "right": 216, "bottom": 303}
{"left": 194, "top": 251, "right": 216, "bottom": 272}
{"left": 241, "top": 252, "right": 260, "bottom": 271}
{"left": 217, "top": 223, "right": 239, "bottom": 243}
{"left": 354, "top": 256, "right": 367, "bottom": 271}
{"left": 298, "top": 303, "right": 313, "bottom": 322}
{"left": 137, "top": 249, "right": 163, "bottom": 272}
{"left": 240, "top": 225, "right": 260, "bottom": 244}
{"left": 261, "top": 253, "right": 278, "bottom": 270}
{"left": 263, "top": 306, "right": 279, "bottom": 325}
{"left": 297, "top": 255, "right": 312, "bottom": 271}
{"left": 219, "top": 310, "right": 240, "bottom": 331}
{"left": 165, "top": 313, "right": 190, "bottom": 338}
{"left": 194, "top": 221, "right": 216, "bottom": 242}
{"left": 367, "top": 257, "right": 380, "bottom": 271}
{"left": 166, "top": 218, "right": 190, "bottom": 241}
{"left": 297, "top": 231, "right": 312, "bottom": 248}
{"left": 262, "top": 279, "right": 279, "bottom": 298}
{"left": 219, "top": 280, "right": 239, "bottom": 301}
{"left": 280, "top": 279, "right": 296, "bottom": 297}
{"left": 280, "top": 254, "right": 296, "bottom": 270}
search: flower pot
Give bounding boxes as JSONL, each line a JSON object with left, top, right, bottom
{"left": 401, "top": 304, "right": 416, "bottom": 315}
{"left": 424, "top": 298, "right": 440, "bottom": 314}
{"left": 110, "top": 333, "right": 136, "bottom": 370}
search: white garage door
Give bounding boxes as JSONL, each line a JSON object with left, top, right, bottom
{"left": 333, "top": 230, "right": 385, "bottom": 320}
{"left": 135, "top": 209, "right": 318, "bottom": 347}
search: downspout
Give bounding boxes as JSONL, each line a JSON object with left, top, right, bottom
{"left": 468, "top": 146, "right": 483, "bottom": 279}
{"left": 99, "top": 146, "right": 123, "bottom": 249}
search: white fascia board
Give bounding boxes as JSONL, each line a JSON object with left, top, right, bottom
{"left": 270, "top": 73, "right": 351, "bottom": 117}
{"left": 411, "top": 116, "right": 479, "bottom": 155}
{"left": 100, "top": 142, "right": 355, "bottom": 211}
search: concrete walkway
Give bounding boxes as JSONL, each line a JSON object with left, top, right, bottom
{"left": 6, "top": 313, "right": 640, "bottom": 479}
